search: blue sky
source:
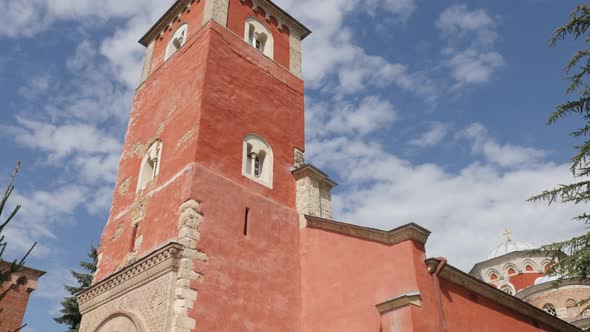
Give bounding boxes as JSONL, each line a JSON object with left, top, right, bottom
{"left": 0, "top": 0, "right": 586, "bottom": 331}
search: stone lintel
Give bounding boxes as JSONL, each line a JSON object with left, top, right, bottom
{"left": 77, "top": 242, "right": 183, "bottom": 315}
{"left": 305, "top": 215, "right": 431, "bottom": 246}
{"left": 425, "top": 258, "right": 581, "bottom": 332}
{"left": 376, "top": 291, "right": 422, "bottom": 314}
{"left": 292, "top": 164, "right": 337, "bottom": 188}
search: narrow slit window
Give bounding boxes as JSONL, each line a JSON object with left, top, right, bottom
{"left": 243, "top": 207, "right": 250, "bottom": 236}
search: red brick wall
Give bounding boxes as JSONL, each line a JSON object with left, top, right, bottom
{"left": 0, "top": 283, "right": 31, "bottom": 332}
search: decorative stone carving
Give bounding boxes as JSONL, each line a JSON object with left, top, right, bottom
{"left": 78, "top": 244, "right": 184, "bottom": 332}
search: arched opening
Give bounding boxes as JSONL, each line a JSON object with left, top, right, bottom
{"left": 137, "top": 141, "right": 163, "bottom": 192}
{"left": 165, "top": 24, "right": 188, "bottom": 61}
{"left": 16, "top": 276, "right": 27, "bottom": 286}
{"left": 525, "top": 265, "right": 534, "bottom": 272}
{"left": 95, "top": 313, "right": 144, "bottom": 332}
{"left": 242, "top": 134, "right": 273, "bottom": 188}
{"left": 490, "top": 273, "right": 498, "bottom": 281}
{"left": 543, "top": 303, "right": 557, "bottom": 317}
{"left": 244, "top": 18, "right": 274, "bottom": 59}
{"left": 500, "top": 285, "right": 514, "bottom": 295}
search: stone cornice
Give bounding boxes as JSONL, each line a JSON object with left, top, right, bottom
{"left": 376, "top": 291, "right": 422, "bottom": 314}
{"left": 515, "top": 278, "right": 590, "bottom": 301}
{"left": 139, "top": 0, "right": 198, "bottom": 46}
{"left": 292, "top": 164, "right": 337, "bottom": 188}
{"left": 246, "top": 0, "right": 311, "bottom": 38}
{"left": 426, "top": 258, "right": 580, "bottom": 332}
{"left": 305, "top": 216, "right": 431, "bottom": 246}
{"left": 77, "top": 242, "right": 183, "bottom": 315}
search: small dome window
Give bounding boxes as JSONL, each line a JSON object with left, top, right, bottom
{"left": 165, "top": 24, "right": 188, "bottom": 61}
{"left": 500, "top": 285, "right": 514, "bottom": 295}
{"left": 543, "top": 303, "right": 557, "bottom": 316}
{"left": 244, "top": 18, "right": 274, "bottom": 59}
{"left": 137, "top": 141, "right": 163, "bottom": 192}
{"left": 242, "top": 135, "right": 273, "bottom": 188}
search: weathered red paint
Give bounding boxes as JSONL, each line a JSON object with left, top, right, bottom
{"left": 93, "top": 1, "right": 574, "bottom": 330}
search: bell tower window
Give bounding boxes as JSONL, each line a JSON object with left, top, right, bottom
{"left": 137, "top": 141, "right": 163, "bottom": 192}
{"left": 165, "top": 24, "right": 188, "bottom": 61}
{"left": 244, "top": 18, "right": 274, "bottom": 59}
{"left": 242, "top": 135, "right": 273, "bottom": 188}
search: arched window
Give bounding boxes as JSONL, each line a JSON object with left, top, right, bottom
{"left": 543, "top": 303, "right": 557, "bottom": 316}
{"left": 500, "top": 285, "right": 514, "bottom": 295}
{"left": 242, "top": 135, "right": 273, "bottom": 188}
{"left": 16, "top": 276, "right": 27, "bottom": 286}
{"left": 525, "top": 265, "right": 534, "bottom": 272}
{"left": 490, "top": 273, "right": 498, "bottom": 281}
{"left": 165, "top": 24, "right": 188, "bottom": 61}
{"left": 244, "top": 18, "right": 274, "bottom": 59}
{"left": 137, "top": 141, "right": 163, "bottom": 192}
{"left": 507, "top": 268, "right": 516, "bottom": 275}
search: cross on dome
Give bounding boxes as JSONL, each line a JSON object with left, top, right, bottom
{"left": 503, "top": 228, "right": 512, "bottom": 242}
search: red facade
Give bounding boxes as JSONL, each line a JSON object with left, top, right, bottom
{"left": 91, "top": 1, "right": 579, "bottom": 331}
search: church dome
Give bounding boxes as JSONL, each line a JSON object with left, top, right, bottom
{"left": 487, "top": 239, "right": 536, "bottom": 259}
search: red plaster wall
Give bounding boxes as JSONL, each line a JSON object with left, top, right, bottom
{"left": 510, "top": 273, "right": 544, "bottom": 292}
{"left": 96, "top": 16, "right": 304, "bottom": 330}
{"left": 0, "top": 283, "right": 31, "bottom": 331}
{"left": 227, "top": 0, "right": 291, "bottom": 69}
{"left": 439, "top": 279, "right": 554, "bottom": 331}
{"left": 95, "top": 21, "right": 213, "bottom": 282}
{"left": 185, "top": 23, "right": 304, "bottom": 330}
{"left": 300, "top": 228, "right": 441, "bottom": 332}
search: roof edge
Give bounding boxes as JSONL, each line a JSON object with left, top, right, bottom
{"left": 139, "top": 0, "right": 312, "bottom": 47}
{"left": 426, "top": 258, "right": 580, "bottom": 332}
{"left": 305, "top": 215, "right": 431, "bottom": 246}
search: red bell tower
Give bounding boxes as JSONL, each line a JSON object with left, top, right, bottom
{"left": 77, "top": 1, "right": 311, "bottom": 331}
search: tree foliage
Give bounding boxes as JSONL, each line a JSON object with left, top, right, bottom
{"left": 54, "top": 246, "right": 98, "bottom": 332}
{"left": 0, "top": 162, "right": 36, "bottom": 332}
{"left": 529, "top": 3, "right": 590, "bottom": 301}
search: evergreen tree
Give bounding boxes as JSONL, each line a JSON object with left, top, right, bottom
{"left": 0, "top": 162, "right": 36, "bottom": 332}
{"left": 54, "top": 246, "right": 98, "bottom": 332}
{"left": 529, "top": 3, "right": 590, "bottom": 307}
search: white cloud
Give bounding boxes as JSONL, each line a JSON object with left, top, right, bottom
{"left": 460, "top": 123, "right": 547, "bottom": 167}
{"left": 409, "top": 122, "right": 449, "bottom": 147}
{"left": 446, "top": 48, "right": 504, "bottom": 85}
{"left": 8, "top": 118, "right": 121, "bottom": 161}
{"left": 437, "top": 4, "right": 497, "bottom": 46}
{"left": 306, "top": 133, "right": 581, "bottom": 270}
{"left": 325, "top": 96, "right": 397, "bottom": 136}
{"left": 0, "top": 0, "right": 173, "bottom": 38}
{"left": 437, "top": 5, "right": 504, "bottom": 88}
